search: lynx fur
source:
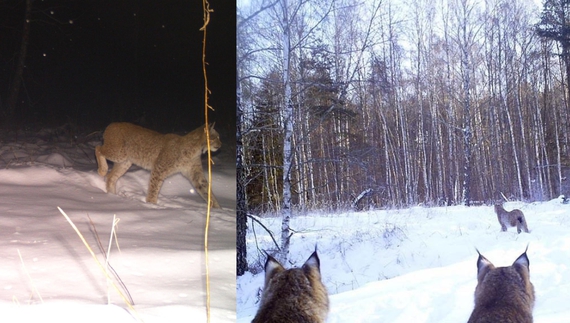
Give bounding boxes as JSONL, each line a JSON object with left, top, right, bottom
{"left": 468, "top": 249, "right": 535, "bottom": 323}
{"left": 252, "top": 251, "right": 329, "bottom": 323}
{"left": 495, "top": 203, "right": 529, "bottom": 233}
{"left": 95, "top": 122, "right": 221, "bottom": 207}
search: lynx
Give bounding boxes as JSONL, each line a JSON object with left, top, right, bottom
{"left": 95, "top": 122, "right": 221, "bottom": 207}
{"left": 252, "top": 251, "right": 329, "bottom": 323}
{"left": 495, "top": 203, "right": 529, "bottom": 233}
{"left": 468, "top": 249, "right": 535, "bottom": 323}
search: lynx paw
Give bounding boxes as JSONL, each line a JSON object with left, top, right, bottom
{"left": 146, "top": 195, "right": 158, "bottom": 204}
{"left": 98, "top": 168, "right": 108, "bottom": 177}
{"left": 106, "top": 180, "right": 116, "bottom": 194}
{"left": 98, "top": 167, "right": 108, "bottom": 177}
{"left": 95, "top": 146, "right": 108, "bottom": 176}
{"left": 211, "top": 200, "right": 221, "bottom": 209}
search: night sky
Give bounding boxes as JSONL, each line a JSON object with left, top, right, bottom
{"left": 0, "top": 0, "right": 235, "bottom": 136}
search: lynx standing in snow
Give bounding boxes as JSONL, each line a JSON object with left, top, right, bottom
{"left": 495, "top": 203, "right": 529, "bottom": 233}
{"left": 95, "top": 122, "right": 221, "bottom": 207}
{"left": 252, "top": 251, "right": 329, "bottom": 323}
{"left": 468, "top": 249, "right": 535, "bottom": 323}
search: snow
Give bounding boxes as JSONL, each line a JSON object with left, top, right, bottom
{"left": 238, "top": 201, "right": 570, "bottom": 322}
{"left": 0, "top": 127, "right": 236, "bottom": 322}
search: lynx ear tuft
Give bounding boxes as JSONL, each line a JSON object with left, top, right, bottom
{"left": 475, "top": 251, "right": 494, "bottom": 283}
{"left": 474, "top": 248, "right": 491, "bottom": 271}
{"left": 264, "top": 255, "right": 284, "bottom": 282}
{"left": 303, "top": 250, "right": 321, "bottom": 273}
{"left": 476, "top": 253, "right": 493, "bottom": 272}
{"left": 513, "top": 251, "right": 530, "bottom": 269}
{"left": 203, "top": 122, "right": 216, "bottom": 132}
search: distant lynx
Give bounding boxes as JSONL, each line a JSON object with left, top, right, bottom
{"left": 494, "top": 203, "right": 529, "bottom": 233}
{"left": 468, "top": 249, "right": 535, "bottom": 323}
{"left": 252, "top": 251, "right": 329, "bottom": 323}
{"left": 95, "top": 122, "right": 221, "bottom": 207}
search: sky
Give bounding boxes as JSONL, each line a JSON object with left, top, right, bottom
{"left": 0, "top": 0, "right": 235, "bottom": 135}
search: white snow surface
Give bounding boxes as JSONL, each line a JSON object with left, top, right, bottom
{"left": 238, "top": 201, "right": 570, "bottom": 322}
{"left": 0, "top": 128, "right": 236, "bottom": 322}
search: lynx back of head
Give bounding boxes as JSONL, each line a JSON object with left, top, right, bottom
{"left": 252, "top": 251, "right": 329, "bottom": 323}
{"left": 468, "top": 250, "right": 535, "bottom": 323}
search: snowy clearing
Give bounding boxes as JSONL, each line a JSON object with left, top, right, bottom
{"left": 238, "top": 201, "right": 570, "bottom": 322}
{"left": 0, "top": 127, "right": 236, "bottom": 322}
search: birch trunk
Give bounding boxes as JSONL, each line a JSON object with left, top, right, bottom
{"left": 279, "top": 0, "right": 292, "bottom": 263}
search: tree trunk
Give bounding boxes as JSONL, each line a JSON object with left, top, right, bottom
{"left": 459, "top": 0, "right": 472, "bottom": 206}
{"left": 279, "top": 0, "right": 292, "bottom": 263}
{"left": 236, "top": 68, "right": 247, "bottom": 276}
{"left": 504, "top": 98, "right": 524, "bottom": 199}
{"left": 6, "top": 0, "right": 32, "bottom": 118}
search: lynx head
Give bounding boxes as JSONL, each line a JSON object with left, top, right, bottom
{"left": 254, "top": 250, "right": 329, "bottom": 323}
{"left": 265, "top": 251, "right": 321, "bottom": 279}
{"left": 470, "top": 248, "right": 535, "bottom": 321}
{"left": 494, "top": 202, "right": 505, "bottom": 212}
{"left": 476, "top": 249, "right": 532, "bottom": 284}
{"left": 203, "top": 122, "right": 221, "bottom": 153}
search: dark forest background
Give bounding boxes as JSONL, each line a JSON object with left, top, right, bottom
{"left": 0, "top": 0, "right": 235, "bottom": 137}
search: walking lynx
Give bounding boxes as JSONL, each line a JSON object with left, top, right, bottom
{"left": 253, "top": 251, "right": 329, "bottom": 323}
{"left": 95, "top": 122, "right": 221, "bottom": 207}
{"left": 495, "top": 203, "right": 529, "bottom": 233}
{"left": 468, "top": 249, "right": 535, "bottom": 323}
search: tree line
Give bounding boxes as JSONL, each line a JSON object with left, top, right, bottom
{"left": 236, "top": 0, "right": 570, "bottom": 270}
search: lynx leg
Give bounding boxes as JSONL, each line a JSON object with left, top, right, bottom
{"left": 517, "top": 216, "right": 530, "bottom": 233}
{"left": 498, "top": 214, "right": 508, "bottom": 231}
{"left": 146, "top": 169, "right": 166, "bottom": 204}
{"left": 106, "top": 161, "right": 132, "bottom": 194}
{"left": 183, "top": 166, "right": 220, "bottom": 208}
{"left": 95, "top": 146, "right": 109, "bottom": 177}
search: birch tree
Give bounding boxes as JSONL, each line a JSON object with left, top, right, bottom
{"left": 451, "top": 0, "right": 481, "bottom": 205}
{"left": 277, "top": 0, "right": 294, "bottom": 262}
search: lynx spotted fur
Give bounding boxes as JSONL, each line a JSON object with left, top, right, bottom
{"left": 468, "top": 249, "right": 535, "bottom": 323}
{"left": 95, "top": 122, "right": 221, "bottom": 207}
{"left": 495, "top": 203, "right": 529, "bottom": 233}
{"left": 252, "top": 251, "right": 329, "bottom": 323}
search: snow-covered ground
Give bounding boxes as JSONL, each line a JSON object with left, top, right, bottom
{"left": 238, "top": 201, "right": 570, "bottom": 322}
{"left": 0, "top": 126, "right": 236, "bottom": 322}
